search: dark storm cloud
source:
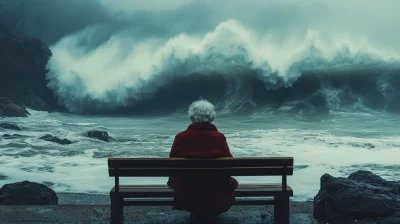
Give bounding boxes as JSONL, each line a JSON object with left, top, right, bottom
{"left": 0, "top": 0, "right": 333, "bottom": 46}
{"left": 101, "top": 0, "right": 400, "bottom": 52}
{"left": 1, "top": 0, "right": 399, "bottom": 52}
{"left": 0, "top": 0, "right": 109, "bottom": 44}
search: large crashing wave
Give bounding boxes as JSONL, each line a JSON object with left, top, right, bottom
{"left": 46, "top": 19, "right": 400, "bottom": 115}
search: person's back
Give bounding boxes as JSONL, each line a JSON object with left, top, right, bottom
{"left": 168, "top": 100, "right": 238, "bottom": 218}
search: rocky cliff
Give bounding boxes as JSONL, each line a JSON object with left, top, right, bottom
{"left": 0, "top": 23, "right": 58, "bottom": 116}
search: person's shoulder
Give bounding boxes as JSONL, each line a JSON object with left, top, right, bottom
{"left": 174, "top": 130, "right": 188, "bottom": 139}
{"left": 215, "top": 131, "right": 227, "bottom": 140}
{"left": 210, "top": 128, "right": 227, "bottom": 140}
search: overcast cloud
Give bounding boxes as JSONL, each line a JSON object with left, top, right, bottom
{"left": 0, "top": 0, "right": 398, "bottom": 51}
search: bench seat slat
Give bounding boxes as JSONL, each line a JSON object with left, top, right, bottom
{"left": 121, "top": 198, "right": 276, "bottom": 206}
{"left": 109, "top": 166, "right": 294, "bottom": 176}
{"left": 108, "top": 157, "right": 294, "bottom": 168}
{"left": 110, "top": 184, "right": 293, "bottom": 197}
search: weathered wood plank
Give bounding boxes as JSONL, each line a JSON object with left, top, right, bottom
{"left": 108, "top": 157, "right": 294, "bottom": 168}
{"left": 109, "top": 166, "right": 294, "bottom": 176}
{"left": 121, "top": 198, "right": 276, "bottom": 206}
{"left": 110, "top": 184, "right": 293, "bottom": 197}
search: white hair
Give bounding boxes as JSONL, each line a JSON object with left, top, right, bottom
{"left": 188, "top": 99, "right": 216, "bottom": 123}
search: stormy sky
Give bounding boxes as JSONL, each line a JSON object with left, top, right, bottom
{"left": 0, "top": 0, "right": 399, "bottom": 52}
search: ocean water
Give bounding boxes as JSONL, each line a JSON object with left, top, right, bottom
{"left": 1, "top": 109, "right": 399, "bottom": 201}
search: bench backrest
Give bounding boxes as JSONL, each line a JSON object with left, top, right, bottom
{"left": 108, "top": 157, "right": 294, "bottom": 177}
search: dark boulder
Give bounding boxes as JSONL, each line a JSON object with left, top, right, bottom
{"left": 0, "top": 122, "right": 21, "bottom": 130}
{"left": 2, "top": 134, "right": 25, "bottom": 139}
{"left": 0, "top": 181, "right": 58, "bottom": 205}
{"left": 39, "top": 134, "right": 73, "bottom": 145}
{"left": 314, "top": 170, "right": 400, "bottom": 223}
{"left": 86, "top": 130, "right": 110, "bottom": 142}
{"left": 1, "top": 103, "right": 29, "bottom": 117}
{"left": 4, "top": 91, "right": 54, "bottom": 112}
{"left": 0, "top": 26, "right": 59, "bottom": 113}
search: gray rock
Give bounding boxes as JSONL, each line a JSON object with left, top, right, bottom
{"left": 314, "top": 170, "right": 400, "bottom": 223}
{"left": 2, "top": 134, "right": 25, "bottom": 138}
{"left": 86, "top": 130, "right": 110, "bottom": 142}
{"left": 348, "top": 170, "right": 400, "bottom": 191}
{"left": 2, "top": 103, "right": 29, "bottom": 117}
{"left": 0, "top": 32, "right": 58, "bottom": 111}
{"left": 39, "top": 134, "right": 73, "bottom": 145}
{"left": 0, "top": 181, "right": 58, "bottom": 205}
{"left": 0, "top": 97, "right": 11, "bottom": 105}
{"left": 0, "top": 122, "right": 21, "bottom": 130}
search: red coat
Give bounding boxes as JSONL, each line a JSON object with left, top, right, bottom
{"left": 168, "top": 122, "right": 238, "bottom": 216}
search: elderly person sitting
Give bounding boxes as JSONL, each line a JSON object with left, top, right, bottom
{"left": 168, "top": 99, "right": 238, "bottom": 219}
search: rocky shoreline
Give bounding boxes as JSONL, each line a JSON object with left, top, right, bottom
{"left": 1, "top": 121, "right": 111, "bottom": 143}
{"left": 0, "top": 203, "right": 315, "bottom": 224}
{"left": 1, "top": 23, "right": 60, "bottom": 118}
{"left": 314, "top": 170, "right": 400, "bottom": 224}
{"left": 1, "top": 171, "right": 399, "bottom": 223}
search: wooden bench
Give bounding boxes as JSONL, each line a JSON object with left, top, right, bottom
{"left": 108, "top": 157, "right": 293, "bottom": 224}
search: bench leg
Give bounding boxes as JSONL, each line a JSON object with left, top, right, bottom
{"left": 111, "top": 196, "right": 124, "bottom": 224}
{"left": 274, "top": 195, "right": 290, "bottom": 224}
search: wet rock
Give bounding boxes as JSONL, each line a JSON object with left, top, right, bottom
{"left": 2, "top": 134, "right": 25, "bottom": 138}
{"left": 0, "top": 25, "right": 59, "bottom": 112}
{"left": 0, "top": 173, "right": 9, "bottom": 180}
{"left": 314, "top": 170, "right": 400, "bottom": 223}
{"left": 0, "top": 97, "right": 11, "bottom": 105}
{"left": 1, "top": 103, "right": 29, "bottom": 117}
{"left": 39, "top": 134, "right": 73, "bottom": 145}
{"left": 85, "top": 130, "right": 110, "bottom": 142}
{"left": 0, "top": 122, "right": 21, "bottom": 130}
{"left": 0, "top": 181, "right": 58, "bottom": 205}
